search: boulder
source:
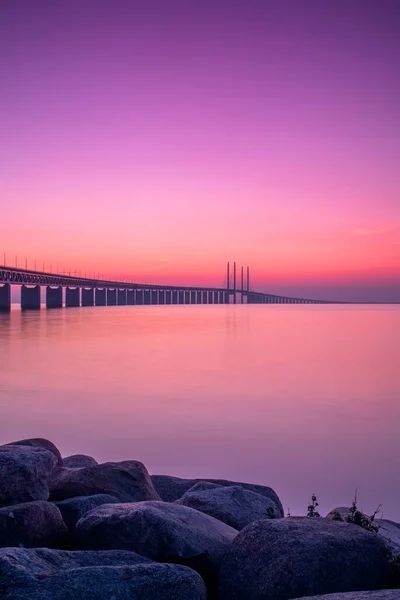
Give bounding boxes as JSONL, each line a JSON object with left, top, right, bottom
{"left": 0, "top": 445, "right": 58, "bottom": 504}
{"left": 218, "top": 517, "right": 389, "bottom": 600}
{"left": 327, "top": 507, "right": 400, "bottom": 554}
{"left": 54, "top": 494, "right": 119, "bottom": 531}
{"left": 300, "top": 593, "right": 400, "bottom": 600}
{"left": 151, "top": 474, "right": 283, "bottom": 515}
{"left": 2, "top": 562, "right": 207, "bottom": 600}
{"left": 175, "top": 481, "right": 280, "bottom": 529}
{"left": 3, "top": 438, "right": 63, "bottom": 466}
{"left": 50, "top": 461, "right": 161, "bottom": 502}
{"left": 0, "top": 547, "right": 152, "bottom": 584}
{"left": 75, "top": 500, "right": 237, "bottom": 587}
{"left": 0, "top": 547, "right": 198, "bottom": 599}
{"left": 0, "top": 501, "right": 68, "bottom": 548}
{"left": 63, "top": 454, "right": 98, "bottom": 468}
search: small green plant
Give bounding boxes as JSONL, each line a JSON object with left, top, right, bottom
{"left": 331, "top": 511, "right": 343, "bottom": 522}
{"left": 266, "top": 506, "right": 276, "bottom": 519}
{"left": 344, "top": 491, "right": 381, "bottom": 533}
{"left": 307, "top": 494, "right": 320, "bottom": 517}
{"left": 286, "top": 508, "right": 291, "bottom": 517}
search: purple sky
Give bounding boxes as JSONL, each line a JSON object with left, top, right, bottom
{"left": 1, "top": 0, "right": 399, "bottom": 301}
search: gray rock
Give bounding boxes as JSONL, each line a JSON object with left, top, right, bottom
{"left": 0, "top": 445, "right": 58, "bottom": 504}
{"left": 54, "top": 494, "right": 119, "bottom": 531}
{"left": 0, "top": 501, "right": 68, "bottom": 548}
{"left": 0, "top": 547, "right": 187, "bottom": 599}
{"left": 151, "top": 474, "right": 283, "bottom": 516}
{"left": 218, "top": 517, "right": 389, "bottom": 600}
{"left": 75, "top": 500, "right": 237, "bottom": 587}
{"left": 63, "top": 454, "right": 98, "bottom": 468}
{"left": 2, "top": 563, "right": 207, "bottom": 600}
{"left": 175, "top": 482, "right": 280, "bottom": 529}
{"left": 327, "top": 507, "right": 400, "bottom": 554}
{"left": 3, "top": 438, "right": 63, "bottom": 466}
{"left": 0, "top": 547, "right": 152, "bottom": 583}
{"left": 50, "top": 461, "right": 161, "bottom": 502}
{"left": 299, "top": 593, "right": 400, "bottom": 600}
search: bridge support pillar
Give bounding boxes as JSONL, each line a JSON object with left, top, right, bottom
{"left": 172, "top": 290, "right": 178, "bottom": 304}
{"left": 46, "top": 286, "right": 62, "bottom": 308}
{"left": 159, "top": 290, "right": 165, "bottom": 305}
{"left": 81, "top": 288, "right": 94, "bottom": 307}
{"left": 144, "top": 290, "right": 150, "bottom": 305}
{"left": 202, "top": 291, "right": 208, "bottom": 304}
{"left": 107, "top": 289, "right": 117, "bottom": 305}
{"left": 136, "top": 290, "right": 143, "bottom": 305}
{"left": 0, "top": 284, "right": 11, "bottom": 311}
{"left": 178, "top": 290, "right": 184, "bottom": 304}
{"left": 151, "top": 290, "right": 158, "bottom": 305}
{"left": 66, "top": 287, "right": 80, "bottom": 307}
{"left": 166, "top": 290, "right": 171, "bottom": 305}
{"left": 21, "top": 285, "right": 41, "bottom": 310}
{"left": 184, "top": 291, "right": 190, "bottom": 304}
{"left": 95, "top": 288, "right": 106, "bottom": 306}
{"left": 127, "top": 290, "right": 135, "bottom": 305}
{"left": 190, "top": 290, "right": 196, "bottom": 304}
{"left": 196, "top": 290, "right": 202, "bottom": 304}
{"left": 118, "top": 289, "right": 127, "bottom": 305}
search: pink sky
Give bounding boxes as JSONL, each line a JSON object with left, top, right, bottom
{"left": 1, "top": 0, "right": 399, "bottom": 301}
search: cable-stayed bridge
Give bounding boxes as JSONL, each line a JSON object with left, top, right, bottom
{"left": 0, "top": 262, "right": 331, "bottom": 310}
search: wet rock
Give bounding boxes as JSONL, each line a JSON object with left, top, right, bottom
{"left": 175, "top": 481, "right": 280, "bottom": 529}
{"left": 218, "top": 517, "right": 389, "bottom": 600}
{"left": 327, "top": 507, "right": 400, "bottom": 554}
{"left": 3, "top": 438, "right": 63, "bottom": 466}
{"left": 50, "top": 461, "right": 161, "bottom": 502}
{"left": 0, "top": 445, "right": 58, "bottom": 504}
{"left": 0, "top": 501, "right": 68, "bottom": 548}
{"left": 54, "top": 494, "right": 119, "bottom": 531}
{"left": 151, "top": 474, "right": 283, "bottom": 515}
{"left": 63, "top": 454, "right": 98, "bottom": 468}
{"left": 75, "top": 500, "right": 237, "bottom": 587}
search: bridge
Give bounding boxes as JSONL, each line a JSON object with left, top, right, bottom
{"left": 0, "top": 262, "right": 330, "bottom": 310}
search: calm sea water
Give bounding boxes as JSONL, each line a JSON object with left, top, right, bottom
{"left": 0, "top": 304, "right": 399, "bottom": 520}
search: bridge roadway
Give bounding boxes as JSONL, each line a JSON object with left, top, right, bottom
{"left": 0, "top": 266, "right": 328, "bottom": 310}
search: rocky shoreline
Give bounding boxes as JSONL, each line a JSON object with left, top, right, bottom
{"left": 0, "top": 437, "right": 399, "bottom": 599}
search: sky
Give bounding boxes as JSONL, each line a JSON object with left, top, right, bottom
{"left": 1, "top": 0, "right": 399, "bottom": 301}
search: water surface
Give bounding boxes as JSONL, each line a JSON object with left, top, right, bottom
{"left": 0, "top": 304, "right": 398, "bottom": 519}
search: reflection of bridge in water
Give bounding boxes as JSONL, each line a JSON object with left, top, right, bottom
{"left": 0, "top": 262, "right": 332, "bottom": 310}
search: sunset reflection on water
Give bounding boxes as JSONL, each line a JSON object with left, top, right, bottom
{"left": 0, "top": 304, "right": 398, "bottom": 519}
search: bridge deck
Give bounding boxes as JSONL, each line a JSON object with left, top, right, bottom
{"left": 0, "top": 266, "right": 330, "bottom": 305}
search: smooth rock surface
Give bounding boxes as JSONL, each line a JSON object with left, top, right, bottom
{"left": 0, "top": 547, "right": 174, "bottom": 599}
{"left": 327, "top": 507, "right": 400, "bottom": 554}
{"left": 218, "top": 517, "right": 389, "bottom": 600}
{"left": 175, "top": 481, "right": 279, "bottom": 529}
{"left": 50, "top": 461, "right": 161, "bottom": 502}
{"left": 55, "top": 494, "right": 119, "bottom": 531}
{"left": 1, "top": 563, "right": 207, "bottom": 600}
{"left": 299, "top": 593, "right": 400, "bottom": 600}
{"left": 63, "top": 454, "right": 98, "bottom": 468}
{"left": 3, "top": 438, "right": 63, "bottom": 466}
{"left": 0, "top": 501, "right": 68, "bottom": 548}
{"left": 76, "top": 500, "right": 237, "bottom": 586}
{"left": 151, "top": 474, "right": 283, "bottom": 516}
{"left": 0, "top": 445, "right": 58, "bottom": 504}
